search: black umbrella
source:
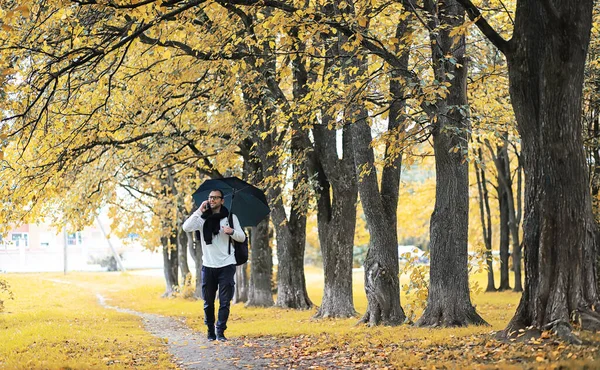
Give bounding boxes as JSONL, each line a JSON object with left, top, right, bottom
{"left": 192, "top": 177, "right": 270, "bottom": 228}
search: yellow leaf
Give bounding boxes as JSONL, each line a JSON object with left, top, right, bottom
{"left": 535, "top": 356, "right": 544, "bottom": 362}
{"left": 357, "top": 17, "right": 368, "bottom": 27}
{"left": 14, "top": 5, "right": 30, "bottom": 16}
{"left": 0, "top": 151, "right": 3, "bottom": 160}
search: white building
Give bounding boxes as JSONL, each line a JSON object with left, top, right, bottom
{"left": 0, "top": 221, "right": 163, "bottom": 272}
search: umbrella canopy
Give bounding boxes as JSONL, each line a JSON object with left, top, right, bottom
{"left": 192, "top": 177, "right": 270, "bottom": 228}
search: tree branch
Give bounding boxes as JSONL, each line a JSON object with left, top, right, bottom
{"left": 455, "top": 0, "right": 512, "bottom": 55}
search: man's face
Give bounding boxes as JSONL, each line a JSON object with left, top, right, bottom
{"left": 208, "top": 191, "right": 224, "bottom": 210}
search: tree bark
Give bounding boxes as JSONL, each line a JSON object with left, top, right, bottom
{"left": 496, "top": 151, "right": 511, "bottom": 291}
{"left": 461, "top": 0, "right": 600, "bottom": 339}
{"left": 502, "top": 0, "right": 600, "bottom": 339}
{"left": 178, "top": 228, "right": 191, "bottom": 280}
{"left": 340, "top": 0, "right": 412, "bottom": 326}
{"left": 236, "top": 17, "right": 312, "bottom": 310}
{"left": 313, "top": 124, "right": 359, "bottom": 318}
{"left": 487, "top": 138, "right": 524, "bottom": 292}
{"left": 188, "top": 231, "right": 203, "bottom": 299}
{"left": 474, "top": 148, "right": 495, "bottom": 292}
{"left": 161, "top": 234, "right": 178, "bottom": 298}
{"left": 246, "top": 218, "right": 274, "bottom": 307}
{"left": 234, "top": 264, "right": 249, "bottom": 304}
{"left": 350, "top": 76, "right": 406, "bottom": 326}
{"left": 416, "top": 0, "right": 487, "bottom": 327}
{"left": 310, "top": 18, "right": 359, "bottom": 319}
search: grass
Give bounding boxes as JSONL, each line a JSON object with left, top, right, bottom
{"left": 1, "top": 267, "right": 599, "bottom": 369}
{"left": 0, "top": 274, "right": 175, "bottom": 369}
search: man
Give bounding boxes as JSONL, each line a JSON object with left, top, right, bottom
{"left": 182, "top": 189, "right": 245, "bottom": 341}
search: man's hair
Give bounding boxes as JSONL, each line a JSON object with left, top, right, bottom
{"left": 210, "top": 189, "right": 224, "bottom": 198}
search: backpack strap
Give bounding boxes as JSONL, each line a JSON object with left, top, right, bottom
{"left": 228, "top": 213, "right": 233, "bottom": 255}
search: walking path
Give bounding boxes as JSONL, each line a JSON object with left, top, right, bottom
{"left": 45, "top": 278, "right": 276, "bottom": 369}
{"left": 96, "top": 293, "right": 276, "bottom": 369}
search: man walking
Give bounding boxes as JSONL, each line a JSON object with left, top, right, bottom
{"left": 182, "top": 189, "right": 245, "bottom": 341}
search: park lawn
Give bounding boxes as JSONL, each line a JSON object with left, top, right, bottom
{"left": 2, "top": 267, "right": 600, "bottom": 368}
{"left": 0, "top": 274, "right": 176, "bottom": 370}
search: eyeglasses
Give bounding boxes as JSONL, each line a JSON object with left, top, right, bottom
{"left": 208, "top": 196, "right": 222, "bottom": 200}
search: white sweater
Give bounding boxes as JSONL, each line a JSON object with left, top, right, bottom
{"left": 182, "top": 209, "right": 245, "bottom": 268}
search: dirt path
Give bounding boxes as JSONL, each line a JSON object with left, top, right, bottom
{"left": 96, "top": 293, "right": 276, "bottom": 369}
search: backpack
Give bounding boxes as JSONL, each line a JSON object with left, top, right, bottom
{"left": 228, "top": 214, "right": 249, "bottom": 265}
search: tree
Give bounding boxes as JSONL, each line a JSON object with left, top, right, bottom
{"left": 306, "top": 4, "right": 359, "bottom": 319}
{"left": 0, "top": 0, "right": 281, "bottom": 301}
{"left": 460, "top": 0, "right": 600, "bottom": 340}
{"left": 474, "top": 147, "right": 496, "bottom": 292}
{"left": 246, "top": 218, "right": 274, "bottom": 306}
{"left": 414, "top": 0, "right": 487, "bottom": 327}
{"left": 486, "top": 137, "right": 523, "bottom": 292}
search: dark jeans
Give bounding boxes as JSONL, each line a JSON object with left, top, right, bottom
{"left": 202, "top": 264, "right": 236, "bottom": 333}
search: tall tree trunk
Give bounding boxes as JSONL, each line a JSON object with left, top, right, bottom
{"left": 416, "top": 0, "right": 486, "bottom": 327}
{"left": 178, "top": 228, "right": 191, "bottom": 280}
{"left": 340, "top": 0, "right": 412, "bottom": 326}
{"left": 247, "top": 218, "right": 274, "bottom": 307}
{"left": 236, "top": 15, "right": 312, "bottom": 310}
{"left": 313, "top": 123, "right": 358, "bottom": 318}
{"left": 488, "top": 138, "right": 523, "bottom": 291}
{"left": 497, "top": 156, "right": 511, "bottom": 291}
{"left": 502, "top": 0, "right": 600, "bottom": 339}
{"left": 272, "top": 202, "right": 311, "bottom": 309}
{"left": 188, "top": 231, "right": 203, "bottom": 299}
{"left": 234, "top": 264, "right": 249, "bottom": 304}
{"left": 347, "top": 74, "right": 405, "bottom": 324}
{"left": 474, "top": 148, "right": 495, "bottom": 292}
{"left": 161, "top": 235, "right": 178, "bottom": 298}
{"left": 588, "top": 70, "right": 600, "bottom": 293}
{"left": 311, "top": 18, "right": 359, "bottom": 319}
{"left": 240, "top": 151, "right": 274, "bottom": 307}
{"left": 350, "top": 70, "right": 406, "bottom": 326}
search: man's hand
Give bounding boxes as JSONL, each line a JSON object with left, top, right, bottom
{"left": 222, "top": 226, "right": 234, "bottom": 235}
{"left": 200, "top": 200, "right": 209, "bottom": 212}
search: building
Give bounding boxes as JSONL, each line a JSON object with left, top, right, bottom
{"left": 0, "top": 220, "right": 164, "bottom": 273}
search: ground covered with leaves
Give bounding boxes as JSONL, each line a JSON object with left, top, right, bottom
{"left": 258, "top": 331, "right": 600, "bottom": 369}
{"left": 2, "top": 269, "right": 600, "bottom": 369}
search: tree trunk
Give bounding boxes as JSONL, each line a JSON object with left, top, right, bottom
{"left": 503, "top": 0, "right": 600, "bottom": 339}
{"left": 313, "top": 124, "right": 358, "bottom": 318}
{"left": 178, "top": 228, "right": 191, "bottom": 280}
{"left": 247, "top": 218, "right": 274, "bottom": 307}
{"left": 311, "top": 23, "right": 359, "bottom": 319}
{"left": 350, "top": 88, "right": 405, "bottom": 326}
{"left": 272, "top": 207, "right": 312, "bottom": 309}
{"left": 188, "top": 231, "right": 203, "bottom": 300}
{"left": 474, "top": 148, "right": 495, "bottom": 292}
{"left": 488, "top": 138, "right": 523, "bottom": 291}
{"left": 497, "top": 158, "right": 511, "bottom": 291}
{"left": 416, "top": 0, "right": 487, "bottom": 327}
{"left": 234, "top": 264, "right": 248, "bottom": 304}
{"left": 341, "top": 0, "right": 411, "bottom": 326}
{"left": 238, "top": 22, "right": 312, "bottom": 310}
{"left": 161, "top": 235, "right": 178, "bottom": 298}
{"left": 587, "top": 68, "right": 600, "bottom": 294}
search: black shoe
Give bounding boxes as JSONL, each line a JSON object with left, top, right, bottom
{"left": 216, "top": 333, "right": 227, "bottom": 342}
{"left": 207, "top": 330, "right": 216, "bottom": 341}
